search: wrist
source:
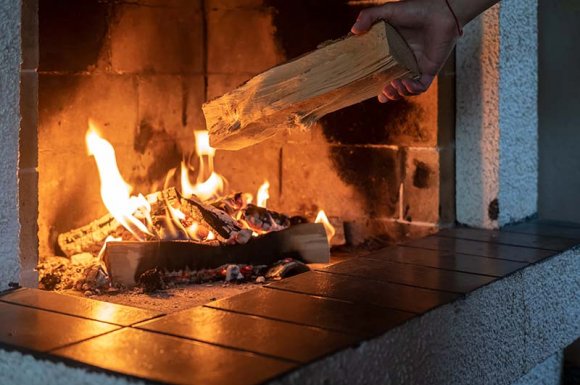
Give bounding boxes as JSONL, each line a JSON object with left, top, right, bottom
{"left": 444, "top": 0, "right": 464, "bottom": 36}
{"left": 446, "top": 0, "right": 471, "bottom": 28}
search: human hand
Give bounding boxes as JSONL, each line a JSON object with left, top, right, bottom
{"left": 351, "top": 0, "right": 461, "bottom": 102}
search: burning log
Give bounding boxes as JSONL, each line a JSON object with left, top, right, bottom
{"left": 57, "top": 187, "right": 251, "bottom": 258}
{"left": 203, "top": 21, "right": 419, "bottom": 150}
{"left": 241, "top": 204, "right": 290, "bottom": 233}
{"left": 104, "top": 223, "right": 330, "bottom": 286}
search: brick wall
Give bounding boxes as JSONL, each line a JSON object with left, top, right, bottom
{"left": 33, "top": 0, "right": 454, "bottom": 261}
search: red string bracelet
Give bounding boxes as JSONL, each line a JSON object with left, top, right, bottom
{"left": 444, "top": 0, "right": 464, "bottom": 37}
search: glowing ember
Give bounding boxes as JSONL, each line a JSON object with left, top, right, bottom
{"left": 256, "top": 181, "right": 270, "bottom": 208}
{"left": 315, "top": 210, "right": 336, "bottom": 242}
{"left": 86, "top": 120, "right": 154, "bottom": 240}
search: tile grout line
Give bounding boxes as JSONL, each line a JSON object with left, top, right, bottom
{"left": 46, "top": 327, "right": 124, "bottom": 354}
{"left": 200, "top": 304, "right": 369, "bottom": 337}
{"left": 306, "top": 263, "right": 474, "bottom": 295}
{"left": 326, "top": 254, "right": 516, "bottom": 278}
{"left": 130, "top": 325, "right": 301, "bottom": 365}
{"left": 434, "top": 233, "right": 577, "bottom": 251}
{"left": 398, "top": 244, "right": 554, "bottom": 264}
{"left": 263, "top": 285, "right": 427, "bottom": 315}
{"left": 0, "top": 298, "right": 163, "bottom": 328}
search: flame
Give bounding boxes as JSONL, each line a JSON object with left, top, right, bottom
{"left": 315, "top": 210, "right": 336, "bottom": 243}
{"left": 181, "top": 162, "right": 225, "bottom": 201}
{"left": 257, "top": 181, "right": 270, "bottom": 208}
{"left": 194, "top": 130, "right": 216, "bottom": 158}
{"left": 180, "top": 131, "right": 226, "bottom": 201}
{"left": 86, "top": 120, "right": 153, "bottom": 241}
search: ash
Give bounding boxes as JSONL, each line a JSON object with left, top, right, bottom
{"left": 37, "top": 254, "right": 310, "bottom": 298}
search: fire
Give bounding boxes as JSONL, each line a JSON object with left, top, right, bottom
{"left": 180, "top": 130, "right": 226, "bottom": 201}
{"left": 86, "top": 120, "right": 154, "bottom": 240}
{"left": 180, "top": 162, "right": 225, "bottom": 201}
{"left": 256, "top": 181, "right": 270, "bottom": 208}
{"left": 315, "top": 210, "right": 336, "bottom": 242}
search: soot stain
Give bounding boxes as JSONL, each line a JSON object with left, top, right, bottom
{"left": 133, "top": 120, "right": 182, "bottom": 184}
{"left": 40, "top": 0, "right": 109, "bottom": 72}
{"left": 330, "top": 147, "right": 401, "bottom": 218}
{"left": 488, "top": 198, "right": 499, "bottom": 221}
{"left": 413, "top": 161, "right": 432, "bottom": 189}
{"left": 265, "top": 0, "right": 356, "bottom": 59}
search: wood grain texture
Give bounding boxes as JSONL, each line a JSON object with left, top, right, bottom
{"left": 203, "top": 21, "right": 420, "bottom": 150}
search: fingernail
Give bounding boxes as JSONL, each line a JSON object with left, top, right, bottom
{"left": 378, "top": 94, "right": 387, "bottom": 103}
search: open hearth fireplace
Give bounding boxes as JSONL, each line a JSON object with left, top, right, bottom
{"left": 3, "top": 0, "right": 578, "bottom": 384}
{"left": 38, "top": 122, "right": 336, "bottom": 296}
{"left": 28, "top": 0, "right": 453, "bottom": 302}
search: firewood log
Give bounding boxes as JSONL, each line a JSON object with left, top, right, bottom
{"left": 203, "top": 21, "right": 419, "bottom": 150}
{"left": 57, "top": 188, "right": 250, "bottom": 258}
{"left": 104, "top": 223, "right": 330, "bottom": 286}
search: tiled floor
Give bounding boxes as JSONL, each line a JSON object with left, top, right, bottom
{"left": 0, "top": 219, "right": 577, "bottom": 385}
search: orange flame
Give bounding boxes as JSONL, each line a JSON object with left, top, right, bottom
{"left": 256, "top": 181, "right": 270, "bottom": 208}
{"left": 315, "top": 210, "right": 336, "bottom": 243}
{"left": 180, "top": 161, "right": 225, "bottom": 201}
{"left": 86, "top": 120, "right": 153, "bottom": 241}
{"left": 180, "top": 131, "right": 226, "bottom": 201}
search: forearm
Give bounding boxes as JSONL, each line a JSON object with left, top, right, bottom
{"left": 447, "top": 0, "right": 500, "bottom": 27}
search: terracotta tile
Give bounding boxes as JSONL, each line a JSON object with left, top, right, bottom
{"left": 206, "top": 288, "right": 414, "bottom": 337}
{"left": 366, "top": 247, "right": 528, "bottom": 278}
{"left": 137, "top": 306, "right": 358, "bottom": 363}
{"left": 266, "top": 271, "right": 458, "bottom": 314}
{"left": 0, "top": 302, "right": 118, "bottom": 352}
{"left": 0, "top": 289, "right": 162, "bottom": 326}
{"left": 438, "top": 227, "right": 580, "bottom": 251}
{"left": 403, "top": 236, "right": 556, "bottom": 263}
{"left": 53, "top": 328, "right": 294, "bottom": 385}
{"left": 321, "top": 257, "right": 496, "bottom": 294}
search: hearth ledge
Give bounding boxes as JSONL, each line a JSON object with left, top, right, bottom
{"left": 270, "top": 246, "right": 579, "bottom": 385}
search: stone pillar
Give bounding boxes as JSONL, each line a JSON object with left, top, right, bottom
{"left": 456, "top": 1, "right": 538, "bottom": 228}
{"left": 0, "top": 0, "right": 22, "bottom": 290}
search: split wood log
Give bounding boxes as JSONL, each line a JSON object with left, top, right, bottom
{"left": 57, "top": 188, "right": 250, "bottom": 258}
{"left": 104, "top": 223, "right": 330, "bottom": 286}
{"left": 203, "top": 21, "right": 420, "bottom": 150}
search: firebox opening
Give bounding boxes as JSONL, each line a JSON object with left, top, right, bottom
{"left": 26, "top": 0, "right": 454, "bottom": 303}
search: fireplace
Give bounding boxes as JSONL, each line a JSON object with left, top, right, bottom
{"left": 2, "top": 0, "right": 579, "bottom": 384}
{"left": 18, "top": 0, "right": 455, "bottom": 292}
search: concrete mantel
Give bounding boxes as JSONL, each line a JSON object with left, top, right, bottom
{"left": 0, "top": 0, "right": 22, "bottom": 290}
{"left": 456, "top": 2, "right": 538, "bottom": 229}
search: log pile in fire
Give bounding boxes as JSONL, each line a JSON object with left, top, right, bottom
{"left": 39, "top": 120, "right": 334, "bottom": 295}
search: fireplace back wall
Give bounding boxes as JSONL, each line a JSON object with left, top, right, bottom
{"left": 32, "top": 0, "right": 455, "bottom": 262}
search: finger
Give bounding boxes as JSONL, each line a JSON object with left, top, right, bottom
{"left": 391, "top": 79, "right": 411, "bottom": 96}
{"left": 378, "top": 93, "right": 388, "bottom": 103}
{"left": 382, "top": 84, "right": 401, "bottom": 100}
{"left": 351, "top": 4, "right": 396, "bottom": 34}
{"left": 401, "top": 74, "right": 434, "bottom": 94}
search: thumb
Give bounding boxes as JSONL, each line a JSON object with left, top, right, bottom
{"left": 351, "top": 4, "right": 396, "bottom": 34}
